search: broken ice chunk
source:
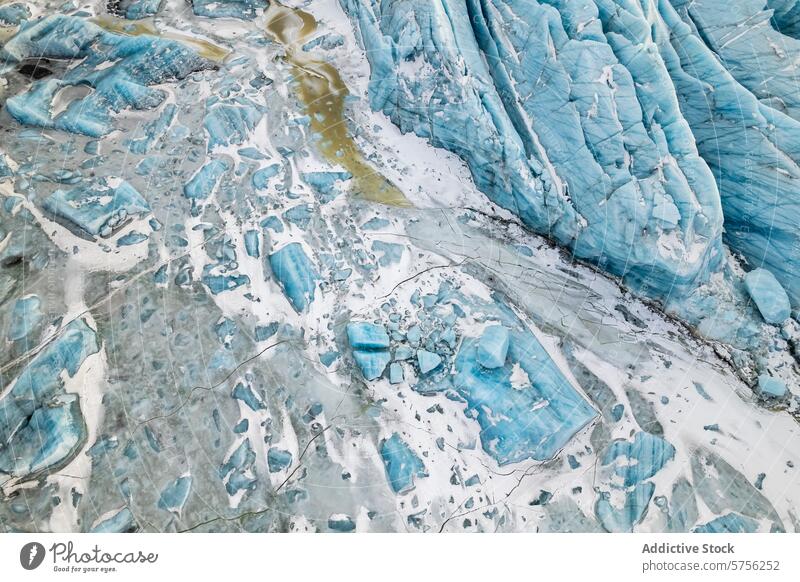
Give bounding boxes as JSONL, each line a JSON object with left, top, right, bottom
{"left": 158, "top": 475, "right": 192, "bottom": 515}
{"left": 220, "top": 440, "right": 257, "bottom": 496}
{"left": 346, "top": 322, "right": 390, "bottom": 350}
{"left": 231, "top": 382, "right": 266, "bottom": 411}
{"left": 204, "top": 97, "right": 264, "bottom": 150}
{"left": 353, "top": 351, "right": 391, "bottom": 381}
{"left": 0, "top": 318, "right": 98, "bottom": 482}
{"left": 453, "top": 330, "right": 596, "bottom": 464}
{"left": 380, "top": 433, "right": 427, "bottom": 494}
{"left": 347, "top": 322, "right": 391, "bottom": 380}
{"left": 125, "top": 103, "right": 177, "bottom": 154}
{"left": 244, "top": 229, "right": 260, "bottom": 258}
{"left": 0, "top": 394, "right": 87, "bottom": 480}
{"left": 117, "top": 231, "right": 148, "bottom": 246}
{"left": 327, "top": 514, "right": 356, "bottom": 532}
{"left": 42, "top": 179, "right": 150, "bottom": 238}
{"left": 744, "top": 268, "right": 791, "bottom": 325}
{"left": 693, "top": 513, "right": 759, "bottom": 533}
{"left": 267, "top": 447, "right": 293, "bottom": 473}
{"left": 757, "top": 375, "right": 787, "bottom": 399}
{"left": 389, "top": 362, "right": 404, "bottom": 384}
{"left": 183, "top": 158, "right": 230, "bottom": 201}
{"left": 603, "top": 432, "right": 675, "bottom": 488}
{"left": 0, "top": 2, "right": 30, "bottom": 26}
{"left": 301, "top": 171, "right": 352, "bottom": 203}
{"left": 90, "top": 507, "right": 137, "bottom": 533}
{"left": 201, "top": 269, "right": 250, "bottom": 294}
{"left": 476, "top": 325, "right": 509, "bottom": 369}
{"left": 192, "top": 0, "right": 267, "bottom": 20}
{"left": 595, "top": 482, "right": 655, "bottom": 532}
{"left": 269, "top": 243, "right": 320, "bottom": 312}
{"left": 252, "top": 164, "right": 281, "bottom": 189}
{"left": 416, "top": 349, "right": 442, "bottom": 375}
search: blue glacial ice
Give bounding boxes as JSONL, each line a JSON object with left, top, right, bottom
{"left": 602, "top": 432, "right": 676, "bottom": 489}
{"left": 2, "top": 15, "right": 211, "bottom": 137}
{"left": 7, "top": 294, "right": 42, "bottom": 342}
{"left": 192, "top": 0, "right": 267, "bottom": 20}
{"left": 758, "top": 375, "right": 788, "bottom": 399}
{"left": 268, "top": 243, "right": 320, "bottom": 312}
{"left": 347, "top": 322, "right": 392, "bottom": 380}
{"left": 476, "top": 325, "right": 509, "bottom": 369}
{"left": 380, "top": 433, "right": 427, "bottom": 494}
{"left": 0, "top": 2, "right": 30, "bottom": 26}
{"left": 43, "top": 179, "right": 151, "bottom": 238}
{"left": 220, "top": 440, "right": 257, "bottom": 495}
{"left": 125, "top": 103, "right": 177, "bottom": 155}
{"left": 416, "top": 349, "right": 442, "bottom": 375}
{"left": 90, "top": 507, "right": 137, "bottom": 533}
{"left": 184, "top": 159, "right": 231, "bottom": 201}
{"left": 595, "top": 432, "right": 675, "bottom": 531}
{"left": 112, "top": 0, "right": 163, "bottom": 20}
{"left": 0, "top": 319, "right": 99, "bottom": 482}
{"left": 439, "top": 287, "right": 598, "bottom": 465}
{"left": 204, "top": 97, "right": 265, "bottom": 150}
{"left": 693, "top": 513, "right": 759, "bottom": 534}
{"left": 267, "top": 447, "right": 292, "bottom": 473}
{"left": 339, "top": 0, "right": 725, "bottom": 302}
{"left": 653, "top": 0, "right": 800, "bottom": 307}
{"left": 744, "top": 268, "right": 791, "bottom": 325}
{"left": 158, "top": 475, "right": 192, "bottom": 515}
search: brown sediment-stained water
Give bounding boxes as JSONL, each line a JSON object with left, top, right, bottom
{"left": 264, "top": 3, "right": 410, "bottom": 207}
{"left": 92, "top": 16, "right": 231, "bottom": 62}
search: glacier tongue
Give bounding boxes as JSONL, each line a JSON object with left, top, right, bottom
{"left": 339, "top": 0, "right": 725, "bottom": 302}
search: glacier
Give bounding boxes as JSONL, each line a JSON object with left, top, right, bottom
{"left": 0, "top": 0, "right": 798, "bottom": 534}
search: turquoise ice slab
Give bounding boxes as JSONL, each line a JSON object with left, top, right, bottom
{"left": 476, "top": 325, "right": 509, "bottom": 369}
{"left": 744, "top": 269, "right": 791, "bottom": 325}
{"left": 269, "top": 243, "right": 320, "bottom": 312}
{"left": 380, "top": 433, "right": 427, "bottom": 494}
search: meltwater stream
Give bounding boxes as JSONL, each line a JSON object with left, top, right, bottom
{"left": 264, "top": 2, "right": 409, "bottom": 207}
